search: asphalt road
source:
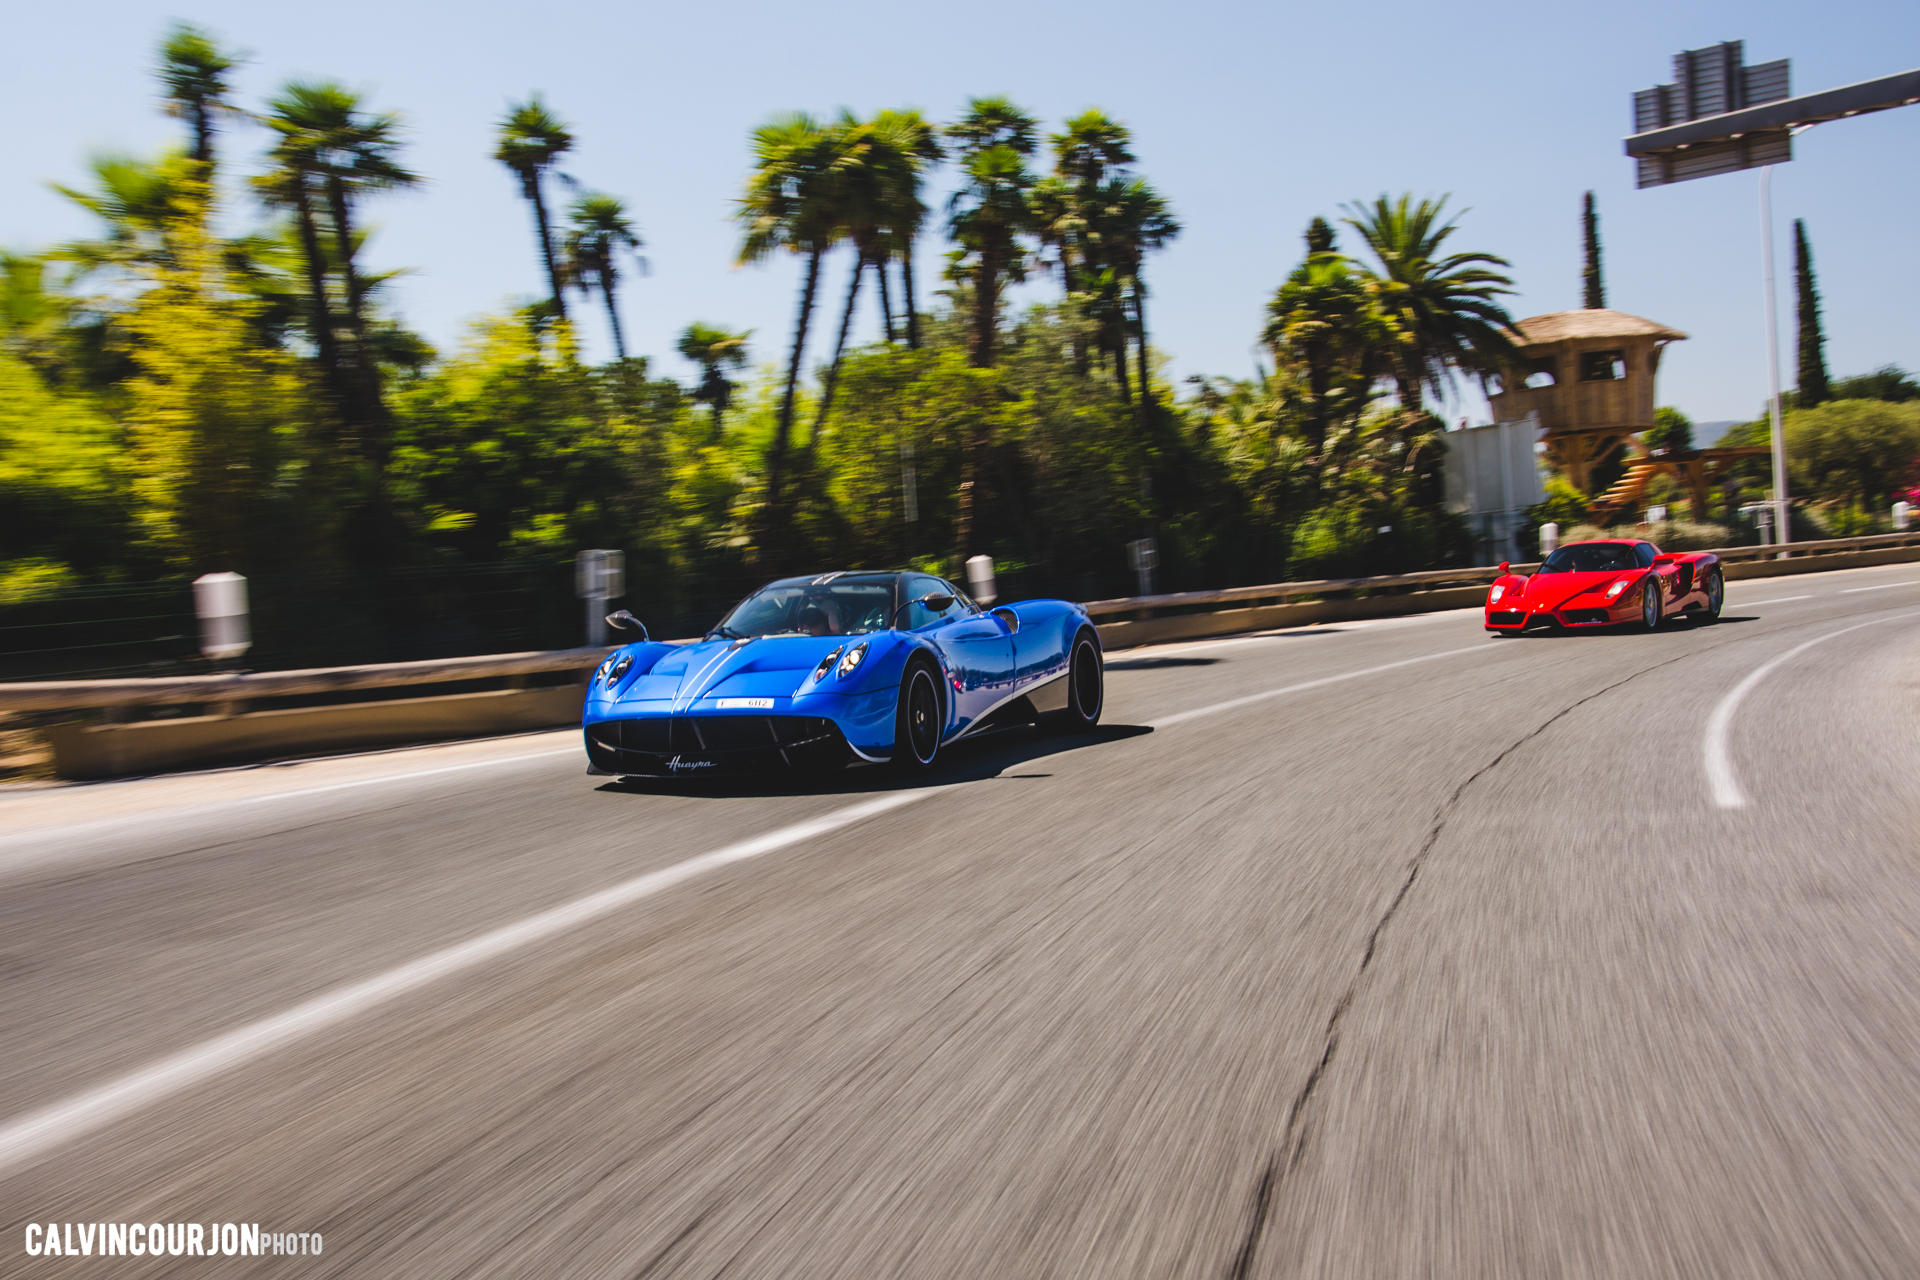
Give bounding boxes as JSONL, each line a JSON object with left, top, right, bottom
{"left": 3, "top": 562, "right": 1919, "bottom": 1277}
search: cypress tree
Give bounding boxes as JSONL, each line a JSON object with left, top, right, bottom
{"left": 1793, "top": 218, "right": 1830, "bottom": 407}
{"left": 1305, "top": 215, "right": 1335, "bottom": 255}
{"left": 1581, "top": 191, "right": 1604, "bottom": 309}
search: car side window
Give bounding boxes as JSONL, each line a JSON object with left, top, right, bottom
{"left": 1635, "top": 543, "right": 1657, "bottom": 568}
{"left": 903, "top": 576, "right": 967, "bottom": 629}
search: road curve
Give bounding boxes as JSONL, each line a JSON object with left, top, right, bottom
{"left": 3, "top": 562, "right": 1920, "bottom": 1277}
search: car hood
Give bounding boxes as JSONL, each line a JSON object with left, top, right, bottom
{"left": 613, "top": 634, "right": 866, "bottom": 705}
{"left": 1522, "top": 569, "right": 1640, "bottom": 612}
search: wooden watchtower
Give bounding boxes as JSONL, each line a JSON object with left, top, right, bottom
{"left": 1487, "top": 308, "right": 1764, "bottom": 524}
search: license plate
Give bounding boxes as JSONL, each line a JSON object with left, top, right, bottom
{"left": 714, "top": 697, "right": 775, "bottom": 710}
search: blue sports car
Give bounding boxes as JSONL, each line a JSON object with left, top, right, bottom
{"left": 583, "top": 570, "right": 1104, "bottom": 777}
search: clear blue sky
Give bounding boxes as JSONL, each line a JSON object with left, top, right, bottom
{"left": 6, "top": 0, "right": 1916, "bottom": 426}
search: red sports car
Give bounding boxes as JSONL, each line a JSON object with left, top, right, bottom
{"left": 1484, "top": 538, "right": 1724, "bottom": 634}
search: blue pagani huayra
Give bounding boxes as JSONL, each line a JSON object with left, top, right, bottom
{"left": 583, "top": 570, "right": 1104, "bottom": 777}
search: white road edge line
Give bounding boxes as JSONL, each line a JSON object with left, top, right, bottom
{"left": 1737, "top": 595, "right": 1813, "bottom": 606}
{"left": 1704, "top": 613, "right": 1916, "bottom": 809}
{"left": 0, "top": 787, "right": 934, "bottom": 1175}
{"left": 1840, "top": 581, "right": 1918, "bottom": 593}
{"left": 1149, "top": 641, "right": 1503, "bottom": 728}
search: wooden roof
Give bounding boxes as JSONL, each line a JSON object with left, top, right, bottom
{"left": 1505, "top": 309, "right": 1688, "bottom": 346}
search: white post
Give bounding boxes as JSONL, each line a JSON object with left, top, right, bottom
{"left": 965, "top": 555, "right": 997, "bottom": 606}
{"left": 1760, "top": 166, "right": 1792, "bottom": 553}
{"left": 192, "top": 572, "right": 251, "bottom": 660}
{"left": 1894, "top": 501, "right": 1911, "bottom": 531}
{"left": 576, "top": 550, "right": 625, "bottom": 647}
{"left": 1540, "top": 522, "right": 1560, "bottom": 556}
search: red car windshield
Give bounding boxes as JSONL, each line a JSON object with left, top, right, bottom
{"left": 1538, "top": 544, "right": 1637, "bottom": 574}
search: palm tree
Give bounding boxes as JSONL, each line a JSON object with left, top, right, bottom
{"left": 677, "top": 322, "right": 751, "bottom": 433}
{"left": 1265, "top": 222, "right": 1386, "bottom": 453}
{"left": 1340, "top": 194, "right": 1518, "bottom": 414}
{"left": 1041, "top": 109, "right": 1135, "bottom": 298}
{"left": 736, "top": 111, "right": 849, "bottom": 519}
{"left": 260, "top": 83, "right": 417, "bottom": 452}
{"left": 944, "top": 97, "right": 1039, "bottom": 369}
{"left": 564, "top": 193, "right": 644, "bottom": 359}
{"left": 495, "top": 97, "right": 574, "bottom": 321}
{"left": 54, "top": 151, "right": 199, "bottom": 274}
{"left": 1090, "top": 175, "right": 1177, "bottom": 414}
{"left": 158, "top": 23, "right": 240, "bottom": 168}
{"left": 869, "top": 109, "right": 943, "bottom": 349}
{"left": 252, "top": 127, "right": 341, "bottom": 416}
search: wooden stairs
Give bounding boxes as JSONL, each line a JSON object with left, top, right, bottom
{"left": 1587, "top": 460, "right": 1660, "bottom": 525}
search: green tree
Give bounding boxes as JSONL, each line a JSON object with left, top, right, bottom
{"left": 1786, "top": 399, "right": 1920, "bottom": 511}
{"left": 735, "top": 111, "right": 848, "bottom": 531}
{"left": 944, "top": 97, "right": 1039, "bottom": 370}
{"left": 1581, "top": 190, "right": 1604, "bottom": 309}
{"left": 158, "top": 22, "right": 240, "bottom": 168}
{"left": 116, "top": 173, "right": 304, "bottom": 572}
{"left": 494, "top": 96, "right": 575, "bottom": 321}
{"left": 1830, "top": 366, "right": 1918, "bottom": 403}
{"left": 1265, "top": 221, "right": 1386, "bottom": 453}
{"left": 259, "top": 82, "right": 417, "bottom": 462}
{"left": 1644, "top": 405, "right": 1693, "bottom": 453}
{"left": 1793, "top": 219, "right": 1830, "bottom": 408}
{"left": 564, "top": 193, "right": 645, "bottom": 360}
{"left": 1341, "top": 194, "right": 1518, "bottom": 414}
{"left": 870, "top": 109, "right": 943, "bottom": 350}
{"left": 676, "top": 321, "right": 750, "bottom": 433}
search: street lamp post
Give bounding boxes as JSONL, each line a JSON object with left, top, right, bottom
{"left": 1625, "top": 44, "right": 1920, "bottom": 554}
{"left": 1758, "top": 164, "right": 1791, "bottom": 549}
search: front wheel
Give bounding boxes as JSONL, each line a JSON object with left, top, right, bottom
{"left": 1639, "top": 578, "right": 1662, "bottom": 631}
{"left": 892, "top": 661, "right": 943, "bottom": 773}
{"left": 1047, "top": 630, "right": 1104, "bottom": 732}
{"left": 1700, "top": 569, "right": 1725, "bottom": 622}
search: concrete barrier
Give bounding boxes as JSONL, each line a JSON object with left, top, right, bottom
{"left": 46, "top": 685, "right": 584, "bottom": 780}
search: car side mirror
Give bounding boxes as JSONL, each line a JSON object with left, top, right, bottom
{"left": 991, "top": 606, "right": 1019, "bottom": 633}
{"left": 1499, "top": 562, "right": 1510, "bottom": 575}
{"left": 892, "top": 592, "right": 956, "bottom": 627}
{"left": 1652, "top": 553, "right": 1675, "bottom": 564}
{"left": 605, "top": 610, "right": 648, "bottom": 640}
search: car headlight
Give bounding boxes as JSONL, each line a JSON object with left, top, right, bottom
{"left": 604, "top": 653, "right": 633, "bottom": 685}
{"left": 813, "top": 646, "right": 844, "bottom": 682}
{"left": 837, "top": 643, "right": 867, "bottom": 678}
{"left": 1604, "top": 577, "right": 1632, "bottom": 600}
{"left": 1489, "top": 584, "right": 1506, "bottom": 603}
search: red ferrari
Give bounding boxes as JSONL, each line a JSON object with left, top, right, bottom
{"left": 1485, "top": 538, "right": 1724, "bottom": 634}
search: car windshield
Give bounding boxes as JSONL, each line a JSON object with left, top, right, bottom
{"left": 1537, "top": 544, "right": 1638, "bottom": 574}
{"left": 713, "top": 580, "right": 896, "bottom": 638}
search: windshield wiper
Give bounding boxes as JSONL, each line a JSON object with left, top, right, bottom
{"left": 707, "top": 625, "right": 744, "bottom": 640}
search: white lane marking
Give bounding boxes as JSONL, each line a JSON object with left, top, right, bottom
{"left": 1840, "top": 581, "right": 1918, "bottom": 593}
{"left": 0, "top": 787, "right": 933, "bottom": 1174}
{"left": 1149, "top": 642, "right": 1503, "bottom": 729}
{"left": 0, "top": 748, "right": 578, "bottom": 857}
{"left": 1735, "top": 595, "right": 1813, "bottom": 606}
{"left": 1704, "top": 613, "right": 1917, "bottom": 809}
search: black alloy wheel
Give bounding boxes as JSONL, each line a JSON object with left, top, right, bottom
{"left": 1049, "top": 631, "right": 1104, "bottom": 731}
{"left": 1640, "top": 578, "right": 1662, "bottom": 630}
{"left": 894, "top": 662, "right": 942, "bottom": 772}
{"left": 1702, "top": 569, "right": 1725, "bottom": 621}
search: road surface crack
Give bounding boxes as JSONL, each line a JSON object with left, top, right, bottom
{"left": 1225, "top": 647, "right": 1701, "bottom": 1279}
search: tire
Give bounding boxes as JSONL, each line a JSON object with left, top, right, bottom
{"left": 892, "top": 659, "right": 943, "bottom": 773}
{"left": 1047, "top": 630, "right": 1104, "bottom": 731}
{"left": 1700, "top": 569, "right": 1725, "bottom": 622}
{"left": 1639, "top": 578, "right": 1662, "bottom": 631}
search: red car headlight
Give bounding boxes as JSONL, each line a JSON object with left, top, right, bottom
{"left": 1604, "top": 576, "right": 1632, "bottom": 600}
{"left": 1489, "top": 584, "right": 1506, "bottom": 603}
